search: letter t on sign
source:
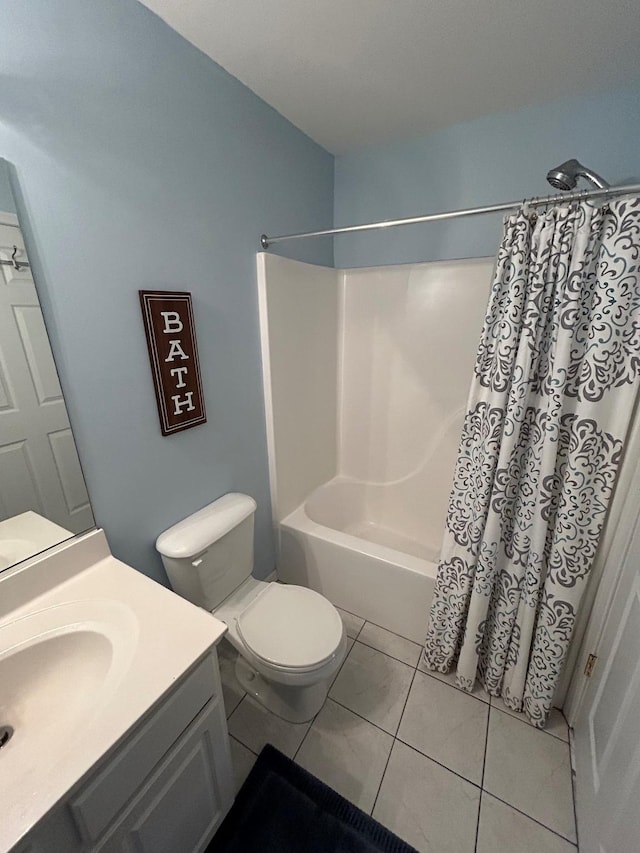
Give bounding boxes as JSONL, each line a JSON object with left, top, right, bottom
{"left": 139, "top": 291, "right": 207, "bottom": 436}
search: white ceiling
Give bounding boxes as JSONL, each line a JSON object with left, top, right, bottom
{"left": 139, "top": 0, "right": 640, "bottom": 154}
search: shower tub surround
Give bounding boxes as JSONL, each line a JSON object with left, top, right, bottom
{"left": 258, "top": 253, "right": 493, "bottom": 642}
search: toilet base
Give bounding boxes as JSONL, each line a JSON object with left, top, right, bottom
{"left": 235, "top": 656, "right": 332, "bottom": 723}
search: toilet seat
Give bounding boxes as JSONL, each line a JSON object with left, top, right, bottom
{"left": 237, "top": 584, "right": 343, "bottom": 672}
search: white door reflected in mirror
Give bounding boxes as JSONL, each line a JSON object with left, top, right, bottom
{"left": 0, "top": 160, "right": 95, "bottom": 571}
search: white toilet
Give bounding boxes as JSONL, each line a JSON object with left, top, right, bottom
{"left": 156, "top": 493, "right": 347, "bottom": 723}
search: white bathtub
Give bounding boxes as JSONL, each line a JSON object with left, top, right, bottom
{"left": 278, "top": 477, "right": 438, "bottom": 644}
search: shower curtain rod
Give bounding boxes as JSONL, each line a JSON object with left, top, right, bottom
{"left": 259, "top": 182, "right": 640, "bottom": 248}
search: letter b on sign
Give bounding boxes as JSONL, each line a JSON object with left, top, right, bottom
{"left": 161, "top": 311, "right": 183, "bottom": 333}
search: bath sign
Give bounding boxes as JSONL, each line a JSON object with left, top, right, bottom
{"left": 139, "top": 290, "right": 207, "bottom": 436}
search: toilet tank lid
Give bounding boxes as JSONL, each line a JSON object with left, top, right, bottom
{"left": 155, "top": 493, "right": 257, "bottom": 559}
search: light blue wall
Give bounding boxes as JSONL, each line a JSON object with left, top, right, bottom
{"left": 334, "top": 82, "right": 640, "bottom": 268}
{"left": 0, "top": 0, "right": 334, "bottom": 582}
{"left": 0, "top": 165, "right": 16, "bottom": 214}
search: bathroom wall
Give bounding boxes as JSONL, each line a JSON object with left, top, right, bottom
{"left": 334, "top": 81, "right": 640, "bottom": 268}
{"left": 257, "top": 254, "right": 338, "bottom": 523}
{"left": 0, "top": 169, "right": 16, "bottom": 215}
{"left": 338, "top": 258, "right": 494, "bottom": 554}
{"left": 0, "top": 0, "right": 334, "bottom": 582}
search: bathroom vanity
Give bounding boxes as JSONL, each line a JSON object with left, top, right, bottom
{"left": 0, "top": 530, "right": 234, "bottom": 853}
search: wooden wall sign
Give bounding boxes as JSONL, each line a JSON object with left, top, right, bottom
{"left": 139, "top": 290, "right": 207, "bottom": 436}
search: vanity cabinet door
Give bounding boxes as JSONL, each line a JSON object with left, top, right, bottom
{"left": 71, "top": 655, "right": 216, "bottom": 843}
{"left": 97, "top": 697, "right": 233, "bottom": 853}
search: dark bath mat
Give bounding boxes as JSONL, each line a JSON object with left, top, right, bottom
{"left": 207, "top": 743, "right": 417, "bottom": 852}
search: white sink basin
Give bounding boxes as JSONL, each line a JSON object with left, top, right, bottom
{"left": 0, "top": 601, "right": 137, "bottom": 780}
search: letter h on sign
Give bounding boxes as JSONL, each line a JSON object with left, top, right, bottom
{"left": 139, "top": 291, "right": 207, "bottom": 435}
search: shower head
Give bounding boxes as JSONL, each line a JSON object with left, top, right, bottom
{"left": 546, "top": 159, "right": 610, "bottom": 191}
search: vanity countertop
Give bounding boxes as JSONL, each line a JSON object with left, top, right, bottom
{"left": 0, "top": 529, "right": 226, "bottom": 853}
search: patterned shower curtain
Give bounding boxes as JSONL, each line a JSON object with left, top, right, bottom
{"left": 422, "top": 196, "right": 640, "bottom": 727}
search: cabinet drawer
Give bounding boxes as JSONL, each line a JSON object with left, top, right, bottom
{"left": 97, "top": 697, "right": 233, "bottom": 853}
{"left": 70, "top": 655, "right": 215, "bottom": 843}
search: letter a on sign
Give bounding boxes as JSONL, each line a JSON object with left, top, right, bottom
{"left": 139, "top": 291, "right": 207, "bottom": 435}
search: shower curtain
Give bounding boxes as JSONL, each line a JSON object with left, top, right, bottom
{"left": 422, "top": 196, "right": 640, "bottom": 727}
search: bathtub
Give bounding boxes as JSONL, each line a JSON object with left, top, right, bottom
{"left": 278, "top": 477, "right": 439, "bottom": 644}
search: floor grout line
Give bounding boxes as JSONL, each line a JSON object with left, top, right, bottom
{"left": 294, "top": 637, "right": 363, "bottom": 762}
{"left": 359, "top": 617, "right": 422, "bottom": 645}
{"left": 352, "top": 619, "right": 365, "bottom": 642}
{"left": 480, "top": 790, "right": 578, "bottom": 847}
{"left": 489, "top": 700, "right": 571, "bottom": 743}
{"left": 370, "top": 666, "right": 419, "bottom": 816}
{"left": 224, "top": 690, "right": 246, "bottom": 719}
{"left": 347, "top": 638, "right": 417, "bottom": 673}
{"left": 393, "top": 734, "right": 483, "bottom": 791}
{"left": 327, "top": 691, "right": 486, "bottom": 792}
{"left": 328, "top": 696, "right": 400, "bottom": 739}
{"left": 342, "top": 613, "right": 423, "bottom": 650}
{"left": 229, "top": 732, "right": 258, "bottom": 757}
{"left": 292, "top": 706, "right": 322, "bottom": 761}
{"left": 226, "top": 695, "right": 252, "bottom": 751}
{"left": 483, "top": 706, "right": 576, "bottom": 844}
{"left": 228, "top": 692, "right": 246, "bottom": 719}
{"left": 355, "top": 637, "right": 421, "bottom": 669}
{"left": 329, "top": 636, "right": 357, "bottom": 689}
{"left": 474, "top": 696, "right": 493, "bottom": 852}
{"left": 568, "top": 726, "right": 580, "bottom": 850}
{"left": 415, "top": 666, "right": 490, "bottom": 705}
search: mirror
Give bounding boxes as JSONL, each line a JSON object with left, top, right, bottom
{"left": 0, "top": 158, "right": 95, "bottom": 570}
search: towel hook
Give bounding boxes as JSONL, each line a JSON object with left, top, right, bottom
{"left": 11, "top": 245, "right": 22, "bottom": 271}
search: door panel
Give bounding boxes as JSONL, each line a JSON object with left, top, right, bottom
{"left": 0, "top": 440, "right": 44, "bottom": 518}
{"left": 574, "top": 509, "right": 640, "bottom": 853}
{"left": 13, "top": 303, "right": 64, "bottom": 403}
{"left": 0, "top": 221, "right": 92, "bottom": 532}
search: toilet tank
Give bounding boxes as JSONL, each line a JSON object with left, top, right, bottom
{"left": 155, "top": 493, "right": 257, "bottom": 611}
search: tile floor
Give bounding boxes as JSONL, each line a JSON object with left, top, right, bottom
{"left": 219, "top": 607, "right": 578, "bottom": 853}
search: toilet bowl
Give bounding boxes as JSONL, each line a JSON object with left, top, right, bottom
{"left": 155, "top": 493, "right": 346, "bottom": 723}
{"left": 215, "top": 576, "right": 347, "bottom": 722}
